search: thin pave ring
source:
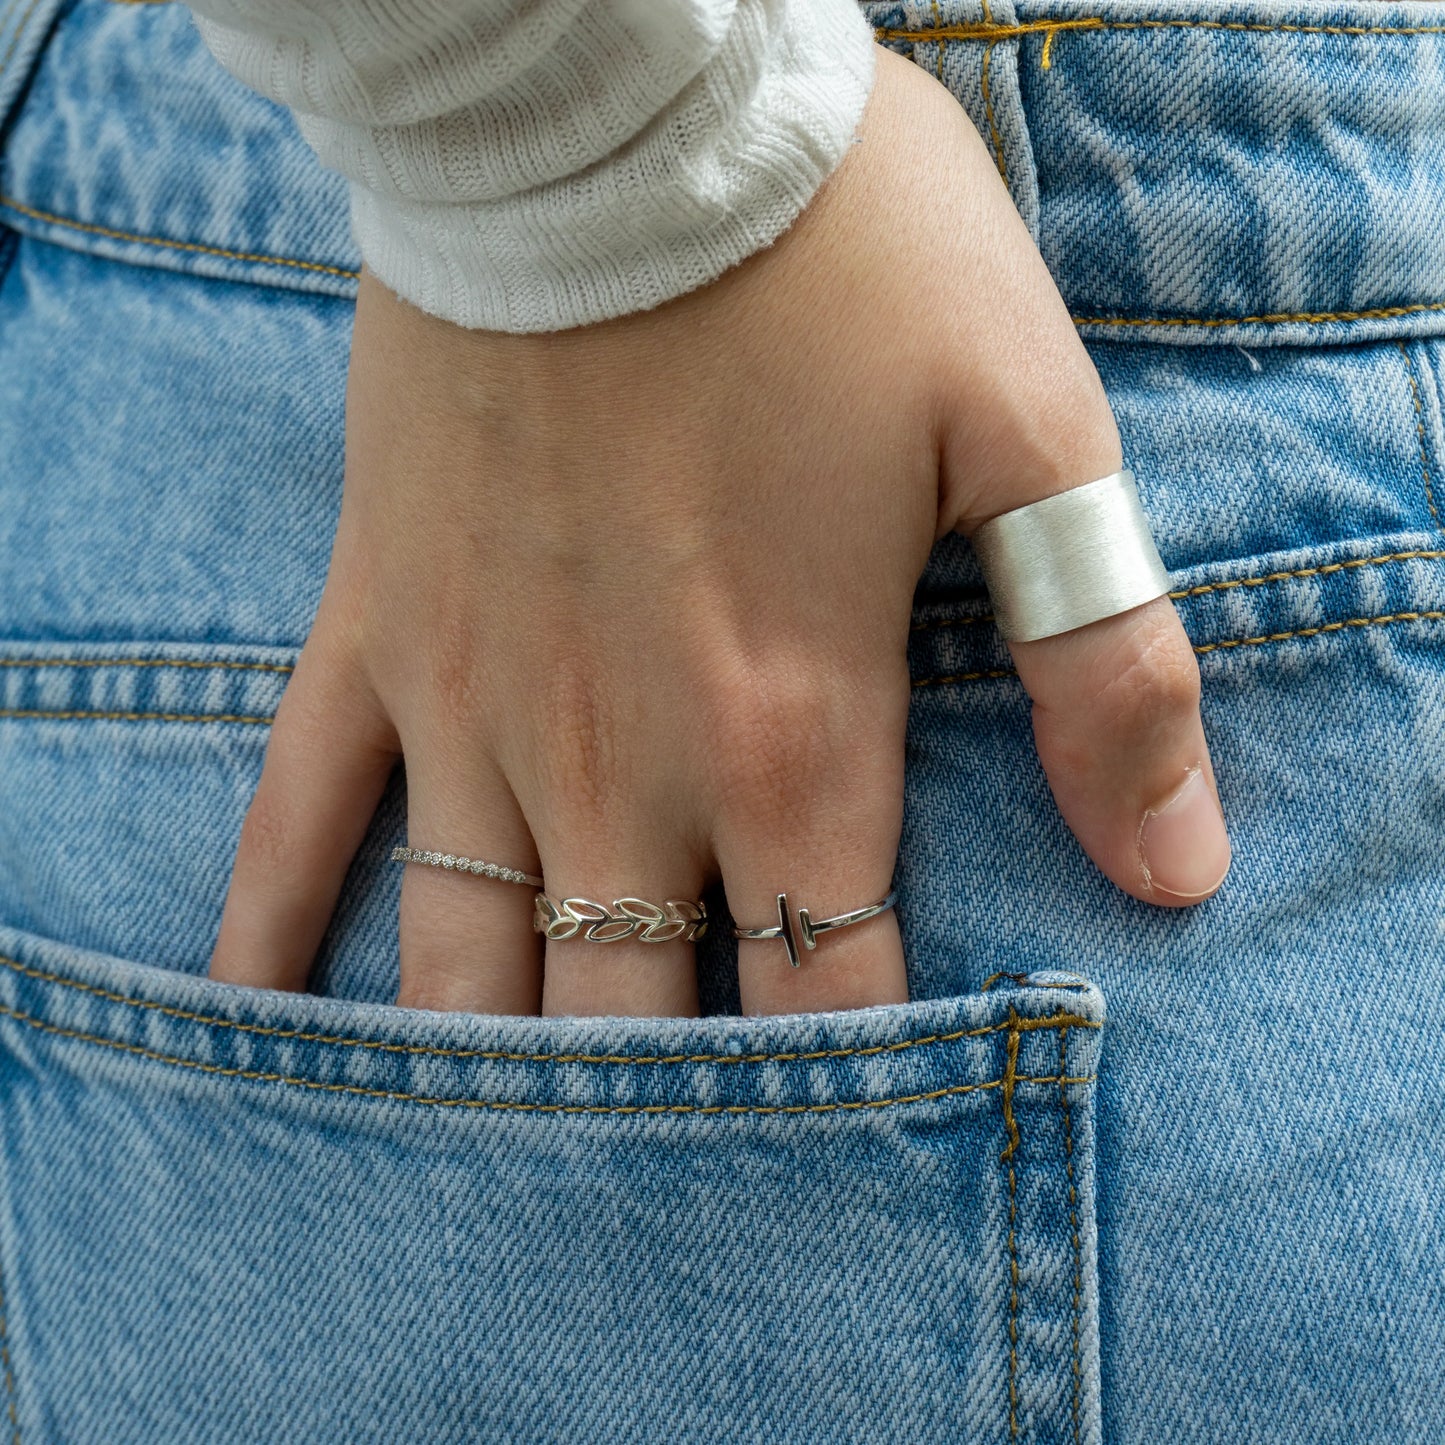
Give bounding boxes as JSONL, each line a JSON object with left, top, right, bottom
{"left": 391, "top": 845, "right": 542, "bottom": 888}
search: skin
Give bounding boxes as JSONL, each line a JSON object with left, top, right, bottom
{"left": 207, "top": 46, "right": 1231, "bottom": 1018}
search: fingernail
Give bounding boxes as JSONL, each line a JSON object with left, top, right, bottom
{"left": 1138, "top": 767, "right": 1231, "bottom": 901}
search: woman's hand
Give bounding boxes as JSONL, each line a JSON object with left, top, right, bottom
{"left": 206, "top": 46, "right": 1230, "bottom": 1017}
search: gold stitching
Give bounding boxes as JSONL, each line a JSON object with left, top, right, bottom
{"left": 1168, "top": 548, "right": 1445, "bottom": 599}
{"left": 0, "top": 656, "right": 294, "bottom": 674}
{"left": 0, "top": 708, "right": 274, "bottom": 724}
{"left": 911, "top": 612, "right": 993, "bottom": 633}
{"left": 0, "top": 952, "right": 1097, "bottom": 1065}
{"left": 0, "top": 998, "right": 1095, "bottom": 1115}
{"left": 1072, "top": 300, "right": 1445, "bottom": 330}
{"left": 1061, "top": 1028, "right": 1083, "bottom": 1445}
{"left": 1002, "top": 1010, "right": 1022, "bottom": 1440}
{"left": 980, "top": 41, "right": 1009, "bottom": 191}
{"left": 910, "top": 667, "right": 1017, "bottom": 687}
{"left": 876, "top": 19, "right": 1445, "bottom": 44}
{"left": 1398, "top": 341, "right": 1443, "bottom": 534}
{"left": 1191, "top": 608, "right": 1445, "bottom": 655}
{"left": 0, "top": 1252, "right": 17, "bottom": 1445}
{"left": 0, "top": 197, "right": 360, "bottom": 281}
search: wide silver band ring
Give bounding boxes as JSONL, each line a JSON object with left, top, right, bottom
{"left": 534, "top": 894, "right": 708, "bottom": 944}
{"left": 970, "top": 468, "right": 1171, "bottom": 642}
{"left": 392, "top": 846, "right": 542, "bottom": 888}
{"left": 732, "top": 889, "right": 898, "bottom": 968}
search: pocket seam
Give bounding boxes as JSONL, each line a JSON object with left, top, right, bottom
{"left": 1060, "top": 1025, "right": 1084, "bottom": 1445}
{"left": 0, "top": 1249, "right": 18, "bottom": 1445}
{"left": 0, "top": 951, "right": 1099, "bottom": 1068}
{"left": 1398, "top": 340, "right": 1444, "bottom": 536}
{"left": 0, "top": 656, "right": 293, "bottom": 674}
{"left": 0, "top": 995, "right": 1097, "bottom": 1116}
{"left": 0, "top": 196, "right": 358, "bottom": 283}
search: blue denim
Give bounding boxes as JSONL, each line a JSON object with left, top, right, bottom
{"left": 0, "top": 0, "right": 1442, "bottom": 1440}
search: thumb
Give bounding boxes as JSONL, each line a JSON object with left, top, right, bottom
{"left": 1010, "top": 593, "right": 1231, "bottom": 906}
{"left": 925, "top": 197, "right": 1229, "bottom": 904}
{"left": 945, "top": 431, "right": 1230, "bottom": 907}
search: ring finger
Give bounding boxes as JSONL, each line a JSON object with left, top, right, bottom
{"left": 395, "top": 740, "right": 544, "bottom": 1015}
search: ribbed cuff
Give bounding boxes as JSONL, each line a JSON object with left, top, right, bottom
{"left": 350, "top": 0, "right": 878, "bottom": 332}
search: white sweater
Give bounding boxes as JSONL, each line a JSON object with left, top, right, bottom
{"left": 185, "top": 0, "right": 877, "bottom": 333}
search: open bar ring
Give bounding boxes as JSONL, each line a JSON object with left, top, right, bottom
{"left": 392, "top": 845, "right": 543, "bottom": 888}
{"left": 534, "top": 894, "right": 708, "bottom": 944}
{"left": 970, "top": 468, "right": 1172, "bottom": 641}
{"left": 732, "top": 889, "right": 899, "bottom": 968}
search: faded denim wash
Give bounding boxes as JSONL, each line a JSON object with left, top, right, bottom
{"left": 0, "top": 0, "right": 1442, "bottom": 1440}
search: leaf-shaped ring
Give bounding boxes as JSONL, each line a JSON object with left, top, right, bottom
{"left": 532, "top": 893, "right": 708, "bottom": 944}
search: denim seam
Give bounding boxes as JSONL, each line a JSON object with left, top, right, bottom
{"left": 0, "top": 543, "right": 1433, "bottom": 669}
{"left": 0, "top": 656, "right": 295, "bottom": 673}
{"left": 0, "top": 197, "right": 359, "bottom": 281}
{"left": 1398, "top": 340, "right": 1444, "bottom": 534}
{"left": 875, "top": 19, "right": 1445, "bottom": 47}
{"left": 0, "top": 997, "right": 1096, "bottom": 1112}
{"left": 911, "top": 607, "right": 1445, "bottom": 687}
{"left": 1060, "top": 1026, "right": 1083, "bottom": 1445}
{"left": 1070, "top": 300, "right": 1445, "bottom": 330}
{"left": 0, "top": 708, "right": 274, "bottom": 723}
{"left": 0, "top": 953, "right": 1099, "bottom": 1064}
{"left": 1, "top": 605, "right": 1440, "bottom": 715}
{"left": 1001, "top": 1010, "right": 1023, "bottom": 1439}
{"left": 1190, "top": 607, "right": 1445, "bottom": 656}
{"left": 0, "top": 609, "right": 1438, "bottom": 715}
{"left": 981, "top": 40, "right": 1009, "bottom": 190}
{"left": 1168, "top": 549, "right": 1445, "bottom": 600}
{"left": 0, "top": 1254, "right": 17, "bottom": 1445}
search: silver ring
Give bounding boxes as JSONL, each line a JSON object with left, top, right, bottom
{"left": 392, "top": 846, "right": 542, "bottom": 888}
{"left": 970, "top": 468, "right": 1171, "bottom": 641}
{"left": 732, "top": 889, "right": 898, "bottom": 968}
{"left": 534, "top": 894, "right": 708, "bottom": 944}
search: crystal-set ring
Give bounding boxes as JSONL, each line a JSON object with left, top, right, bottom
{"left": 391, "top": 845, "right": 543, "bottom": 888}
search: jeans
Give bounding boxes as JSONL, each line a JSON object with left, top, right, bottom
{"left": 0, "top": 0, "right": 1441, "bottom": 1439}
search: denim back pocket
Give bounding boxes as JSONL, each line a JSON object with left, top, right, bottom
{"left": 0, "top": 901, "right": 1104, "bottom": 1442}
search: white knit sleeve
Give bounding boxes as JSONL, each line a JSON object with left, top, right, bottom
{"left": 183, "top": 0, "right": 877, "bottom": 332}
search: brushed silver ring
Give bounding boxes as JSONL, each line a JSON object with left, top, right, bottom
{"left": 970, "top": 468, "right": 1172, "bottom": 641}
{"left": 732, "top": 890, "right": 898, "bottom": 968}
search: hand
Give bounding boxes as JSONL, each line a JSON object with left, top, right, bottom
{"left": 207, "top": 45, "right": 1230, "bottom": 1017}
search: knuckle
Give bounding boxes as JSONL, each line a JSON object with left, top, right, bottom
{"left": 1090, "top": 608, "right": 1201, "bottom": 732}
{"left": 705, "top": 658, "right": 848, "bottom": 832}
{"left": 532, "top": 665, "right": 627, "bottom": 827}
{"left": 235, "top": 783, "right": 300, "bottom": 880}
{"left": 277, "top": 633, "right": 395, "bottom": 759}
{"left": 418, "top": 603, "right": 490, "bottom": 725}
